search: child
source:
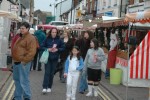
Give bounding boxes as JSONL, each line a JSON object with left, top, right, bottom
{"left": 83, "top": 38, "right": 105, "bottom": 97}
{"left": 64, "top": 46, "right": 84, "bottom": 100}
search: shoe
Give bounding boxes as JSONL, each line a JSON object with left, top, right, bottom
{"left": 37, "top": 69, "right": 42, "bottom": 71}
{"left": 42, "top": 89, "right": 47, "bottom": 94}
{"left": 94, "top": 91, "right": 98, "bottom": 97}
{"left": 86, "top": 92, "right": 93, "bottom": 96}
{"left": 24, "top": 98, "right": 30, "bottom": 100}
{"left": 47, "top": 88, "right": 51, "bottom": 92}
{"left": 61, "top": 79, "right": 66, "bottom": 83}
{"left": 79, "top": 91, "right": 84, "bottom": 94}
{"left": 94, "top": 86, "right": 98, "bottom": 97}
{"left": 12, "top": 97, "right": 15, "bottom": 100}
{"left": 66, "top": 96, "right": 70, "bottom": 100}
{"left": 86, "top": 85, "right": 93, "bottom": 96}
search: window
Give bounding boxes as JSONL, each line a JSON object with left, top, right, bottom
{"left": 129, "top": 0, "right": 134, "bottom": 5}
{"left": 139, "top": 0, "right": 144, "bottom": 3}
{"left": 90, "top": 1, "right": 92, "bottom": 13}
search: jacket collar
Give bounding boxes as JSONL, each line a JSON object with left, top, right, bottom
{"left": 22, "top": 31, "right": 30, "bottom": 38}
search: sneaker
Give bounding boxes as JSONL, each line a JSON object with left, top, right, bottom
{"left": 94, "top": 91, "right": 98, "bottom": 97}
{"left": 24, "top": 98, "right": 30, "bottom": 100}
{"left": 37, "top": 69, "right": 42, "bottom": 71}
{"left": 86, "top": 92, "right": 93, "bottom": 96}
{"left": 66, "top": 96, "right": 70, "bottom": 100}
{"left": 12, "top": 97, "right": 15, "bottom": 100}
{"left": 42, "top": 89, "right": 47, "bottom": 94}
{"left": 46, "top": 88, "right": 51, "bottom": 92}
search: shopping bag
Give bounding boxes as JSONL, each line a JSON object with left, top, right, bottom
{"left": 40, "top": 49, "right": 49, "bottom": 64}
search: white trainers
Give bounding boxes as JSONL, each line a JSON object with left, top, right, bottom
{"left": 66, "top": 97, "right": 70, "bottom": 100}
{"left": 94, "top": 91, "right": 98, "bottom": 97}
{"left": 42, "top": 89, "right": 47, "bottom": 93}
{"left": 47, "top": 88, "right": 51, "bottom": 92}
{"left": 86, "top": 92, "right": 93, "bottom": 96}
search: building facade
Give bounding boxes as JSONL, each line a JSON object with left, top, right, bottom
{"left": 127, "top": 0, "right": 150, "bottom": 14}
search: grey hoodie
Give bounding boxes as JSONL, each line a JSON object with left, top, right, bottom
{"left": 84, "top": 48, "right": 106, "bottom": 70}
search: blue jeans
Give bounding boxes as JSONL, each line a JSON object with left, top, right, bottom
{"left": 79, "top": 71, "right": 88, "bottom": 92}
{"left": 13, "top": 62, "right": 31, "bottom": 100}
{"left": 105, "top": 69, "right": 110, "bottom": 78}
{"left": 43, "top": 60, "right": 58, "bottom": 89}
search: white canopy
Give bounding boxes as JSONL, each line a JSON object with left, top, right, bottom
{"left": 102, "top": 16, "right": 123, "bottom": 23}
{"left": 0, "top": 10, "right": 22, "bottom": 22}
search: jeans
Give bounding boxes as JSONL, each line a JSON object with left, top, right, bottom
{"left": 105, "top": 69, "right": 110, "bottom": 78}
{"left": 78, "top": 71, "right": 88, "bottom": 92}
{"left": 13, "top": 62, "right": 31, "bottom": 100}
{"left": 43, "top": 60, "right": 58, "bottom": 89}
{"left": 33, "top": 49, "right": 42, "bottom": 70}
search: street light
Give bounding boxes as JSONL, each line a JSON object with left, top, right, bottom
{"left": 50, "top": 3, "right": 56, "bottom": 17}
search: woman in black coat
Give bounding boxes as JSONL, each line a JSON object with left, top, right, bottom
{"left": 59, "top": 30, "right": 74, "bottom": 82}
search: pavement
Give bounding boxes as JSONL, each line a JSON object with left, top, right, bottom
{"left": 0, "top": 66, "right": 149, "bottom": 100}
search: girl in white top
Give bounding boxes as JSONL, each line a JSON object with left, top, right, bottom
{"left": 64, "top": 46, "right": 84, "bottom": 100}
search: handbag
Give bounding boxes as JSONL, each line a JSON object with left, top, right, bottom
{"left": 40, "top": 49, "right": 49, "bottom": 64}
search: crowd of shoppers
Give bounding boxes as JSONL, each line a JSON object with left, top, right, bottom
{"left": 11, "top": 22, "right": 106, "bottom": 100}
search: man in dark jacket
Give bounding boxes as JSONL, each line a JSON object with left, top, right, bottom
{"left": 33, "top": 26, "right": 46, "bottom": 71}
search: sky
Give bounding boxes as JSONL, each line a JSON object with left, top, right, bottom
{"left": 34, "top": 0, "right": 58, "bottom": 15}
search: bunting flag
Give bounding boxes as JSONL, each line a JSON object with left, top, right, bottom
{"left": 130, "top": 31, "right": 150, "bottom": 79}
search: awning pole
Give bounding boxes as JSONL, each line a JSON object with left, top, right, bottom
{"left": 148, "top": 87, "right": 150, "bottom": 100}
{"left": 126, "top": 22, "right": 132, "bottom": 100}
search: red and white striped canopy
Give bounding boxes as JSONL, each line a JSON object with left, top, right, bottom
{"left": 129, "top": 31, "right": 150, "bottom": 79}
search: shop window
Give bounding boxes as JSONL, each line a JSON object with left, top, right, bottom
{"left": 129, "top": 0, "right": 134, "bottom": 5}
{"left": 139, "top": 0, "right": 144, "bottom": 3}
{"left": 107, "top": 0, "right": 111, "bottom": 8}
{"left": 102, "top": 0, "right": 106, "bottom": 9}
{"left": 114, "top": 0, "right": 117, "bottom": 6}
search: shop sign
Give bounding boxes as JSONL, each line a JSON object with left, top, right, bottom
{"left": 10, "top": 4, "right": 19, "bottom": 11}
{"left": 76, "top": 10, "right": 81, "bottom": 18}
{"left": 104, "top": 11, "right": 113, "bottom": 17}
{"left": 128, "top": 4, "right": 144, "bottom": 13}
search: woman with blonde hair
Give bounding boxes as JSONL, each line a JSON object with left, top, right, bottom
{"left": 59, "top": 30, "right": 74, "bottom": 83}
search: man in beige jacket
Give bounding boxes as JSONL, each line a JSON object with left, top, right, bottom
{"left": 11, "top": 22, "right": 37, "bottom": 100}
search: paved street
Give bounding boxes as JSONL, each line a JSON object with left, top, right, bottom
{"left": 30, "top": 70, "right": 101, "bottom": 100}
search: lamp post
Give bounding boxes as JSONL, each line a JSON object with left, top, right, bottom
{"left": 50, "top": 3, "right": 56, "bottom": 17}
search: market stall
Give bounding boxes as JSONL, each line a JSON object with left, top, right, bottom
{"left": 96, "top": 16, "right": 150, "bottom": 88}
{"left": 0, "top": 10, "right": 20, "bottom": 68}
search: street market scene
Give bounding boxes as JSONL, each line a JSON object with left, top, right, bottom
{"left": 0, "top": 0, "right": 150, "bottom": 100}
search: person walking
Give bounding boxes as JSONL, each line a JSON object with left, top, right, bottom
{"left": 11, "top": 22, "right": 37, "bottom": 100}
{"left": 64, "top": 46, "right": 84, "bottom": 100}
{"left": 33, "top": 26, "right": 46, "bottom": 71}
{"left": 75, "top": 31, "right": 91, "bottom": 93}
{"left": 83, "top": 38, "right": 105, "bottom": 97}
{"left": 41, "top": 27, "right": 65, "bottom": 93}
{"left": 59, "top": 30, "right": 74, "bottom": 83}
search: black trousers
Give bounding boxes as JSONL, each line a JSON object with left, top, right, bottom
{"left": 32, "top": 49, "right": 42, "bottom": 70}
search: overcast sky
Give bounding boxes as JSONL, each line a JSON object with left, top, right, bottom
{"left": 34, "top": 0, "right": 57, "bottom": 15}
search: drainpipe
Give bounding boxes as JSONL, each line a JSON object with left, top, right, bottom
{"left": 120, "top": 0, "right": 123, "bottom": 17}
{"left": 0, "top": 0, "right": 3, "bottom": 9}
{"left": 70, "top": 0, "right": 73, "bottom": 24}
